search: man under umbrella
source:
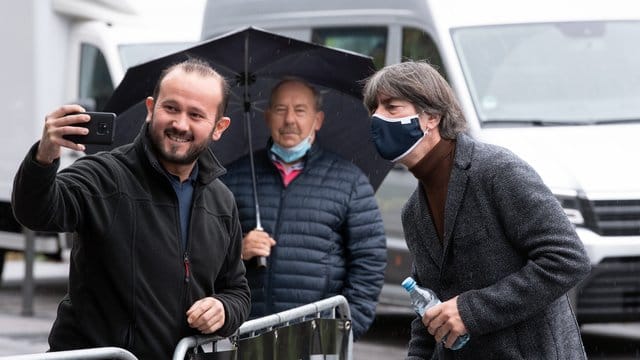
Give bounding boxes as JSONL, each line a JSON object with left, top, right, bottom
{"left": 222, "top": 78, "right": 387, "bottom": 340}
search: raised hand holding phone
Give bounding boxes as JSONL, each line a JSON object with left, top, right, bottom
{"left": 37, "top": 105, "right": 86, "bottom": 163}
{"left": 36, "top": 106, "right": 116, "bottom": 165}
{"left": 62, "top": 111, "right": 115, "bottom": 145}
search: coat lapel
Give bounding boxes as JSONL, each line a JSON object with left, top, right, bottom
{"left": 416, "top": 184, "right": 443, "bottom": 267}
{"left": 442, "top": 134, "right": 474, "bottom": 259}
{"left": 404, "top": 134, "right": 476, "bottom": 272}
{"left": 402, "top": 183, "right": 442, "bottom": 268}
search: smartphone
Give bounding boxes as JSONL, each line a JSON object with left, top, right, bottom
{"left": 63, "top": 111, "right": 116, "bottom": 145}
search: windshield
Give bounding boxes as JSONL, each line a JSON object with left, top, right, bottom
{"left": 119, "top": 42, "right": 196, "bottom": 71}
{"left": 452, "top": 21, "right": 640, "bottom": 125}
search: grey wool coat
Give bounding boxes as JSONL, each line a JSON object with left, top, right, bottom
{"left": 404, "top": 133, "right": 591, "bottom": 360}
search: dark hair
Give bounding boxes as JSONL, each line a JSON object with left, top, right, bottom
{"left": 269, "top": 77, "right": 323, "bottom": 111}
{"left": 151, "top": 57, "right": 230, "bottom": 121}
{"left": 362, "top": 60, "right": 466, "bottom": 139}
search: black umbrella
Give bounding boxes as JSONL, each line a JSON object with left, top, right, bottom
{"left": 88, "top": 27, "right": 392, "bottom": 238}
{"left": 91, "top": 26, "right": 391, "bottom": 187}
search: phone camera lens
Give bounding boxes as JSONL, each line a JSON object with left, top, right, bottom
{"left": 97, "top": 122, "right": 109, "bottom": 135}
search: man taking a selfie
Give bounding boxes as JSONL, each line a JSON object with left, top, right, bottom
{"left": 11, "top": 58, "right": 249, "bottom": 359}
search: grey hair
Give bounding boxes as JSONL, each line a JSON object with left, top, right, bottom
{"left": 269, "top": 77, "right": 323, "bottom": 111}
{"left": 362, "top": 60, "right": 466, "bottom": 139}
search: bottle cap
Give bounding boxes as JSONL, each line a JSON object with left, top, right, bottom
{"left": 401, "top": 276, "right": 416, "bottom": 291}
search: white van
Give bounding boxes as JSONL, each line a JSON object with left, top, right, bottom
{"left": 201, "top": 0, "right": 640, "bottom": 323}
{"left": 0, "top": 0, "right": 203, "bottom": 280}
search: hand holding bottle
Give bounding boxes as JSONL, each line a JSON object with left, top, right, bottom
{"left": 401, "top": 277, "right": 470, "bottom": 350}
{"left": 423, "top": 295, "right": 469, "bottom": 349}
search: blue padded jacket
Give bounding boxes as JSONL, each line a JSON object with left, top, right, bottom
{"left": 222, "top": 142, "right": 387, "bottom": 340}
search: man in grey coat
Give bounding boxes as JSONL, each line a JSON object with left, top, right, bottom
{"left": 362, "top": 61, "right": 591, "bottom": 359}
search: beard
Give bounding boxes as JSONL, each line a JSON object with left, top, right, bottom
{"left": 148, "top": 117, "right": 213, "bottom": 165}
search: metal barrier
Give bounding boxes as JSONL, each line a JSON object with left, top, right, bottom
{"left": 173, "top": 295, "right": 353, "bottom": 360}
{"left": 0, "top": 347, "right": 138, "bottom": 360}
{"left": 0, "top": 228, "right": 69, "bottom": 316}
{"left": 0, "top": 296, "right": 351, "bottom": 360}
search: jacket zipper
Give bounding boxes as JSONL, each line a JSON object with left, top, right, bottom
{"left": 183, "top": 252, "right": 191, "bottom": 283}
{"left": 265, "top": 188, "right": 288, "bottom": 313}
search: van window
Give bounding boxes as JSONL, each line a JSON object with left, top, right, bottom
{"left": 312, "top": 27, "right": 387, "bottom": 69}
{"left": 79, "top": 44, "right": 114, "bottom": 111}
{"left": 402, "top": 27, "right": 447, "bottom": 79}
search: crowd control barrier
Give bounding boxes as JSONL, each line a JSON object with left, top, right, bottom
{"left": 0, "top": 296, "right": 352, "bottom": 360}
{"left": 173, "top": 295, "right": 353, "bottom": 360}
{"left": 0, "top": 347, "right": 138, "bottom": 360}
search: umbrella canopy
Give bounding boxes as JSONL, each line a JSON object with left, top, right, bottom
{"left": 88, "top": 26, "right": 392, "bottom": 190}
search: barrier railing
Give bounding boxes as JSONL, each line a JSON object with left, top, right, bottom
{"left": 0, "top": 347, "right": 138, "bottom": 360}
{"left": 0, "top": 296, "right": 351, "bottom": 360}
{"left": 173, "top": 295, "right": 353, "bottom": 360}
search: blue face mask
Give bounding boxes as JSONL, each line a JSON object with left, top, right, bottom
{"left": 371, "top": 113, "right": 426, "bottom": 162}
{"left": 270, "top": 133, "right": 313, "bottom": 163}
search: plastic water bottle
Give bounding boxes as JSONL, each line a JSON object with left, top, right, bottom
{"left": 401, "top": 277, "right": 470, "bottom": 350}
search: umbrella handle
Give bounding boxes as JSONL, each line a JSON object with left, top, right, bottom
{"left": 254, "top": 226, "right": 268, "bottom": 269}
{"left": 256, "top": 256, "right": 267, "bottom": 268}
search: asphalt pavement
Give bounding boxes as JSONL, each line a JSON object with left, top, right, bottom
{"left": 0, "top": 258, "right": 66, "bottom": 357}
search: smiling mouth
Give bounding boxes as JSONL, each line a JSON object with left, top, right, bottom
{"left": 166, "top": 131, "right": 192, "bottom": 143}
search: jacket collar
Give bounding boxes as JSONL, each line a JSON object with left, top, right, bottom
{"left": 453, "top": 133, "right": 474, "bottom": 171}
{"left": 440, "top": 133, "right": 474, "bottom": 258}
{"left": 133, "top": 122, "right": 227, "bottom": 185}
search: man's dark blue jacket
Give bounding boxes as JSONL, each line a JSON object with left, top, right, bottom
{"left": 222, "top": 142, "right": 387, "bottom": 340}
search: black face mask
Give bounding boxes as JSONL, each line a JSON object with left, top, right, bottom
{"left": 371, "top": 113, "right": 425, "bottom": 161}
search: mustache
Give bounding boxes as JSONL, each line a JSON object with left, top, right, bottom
{"left": 278, "top": 126, "right": 300, "bottom": 135}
